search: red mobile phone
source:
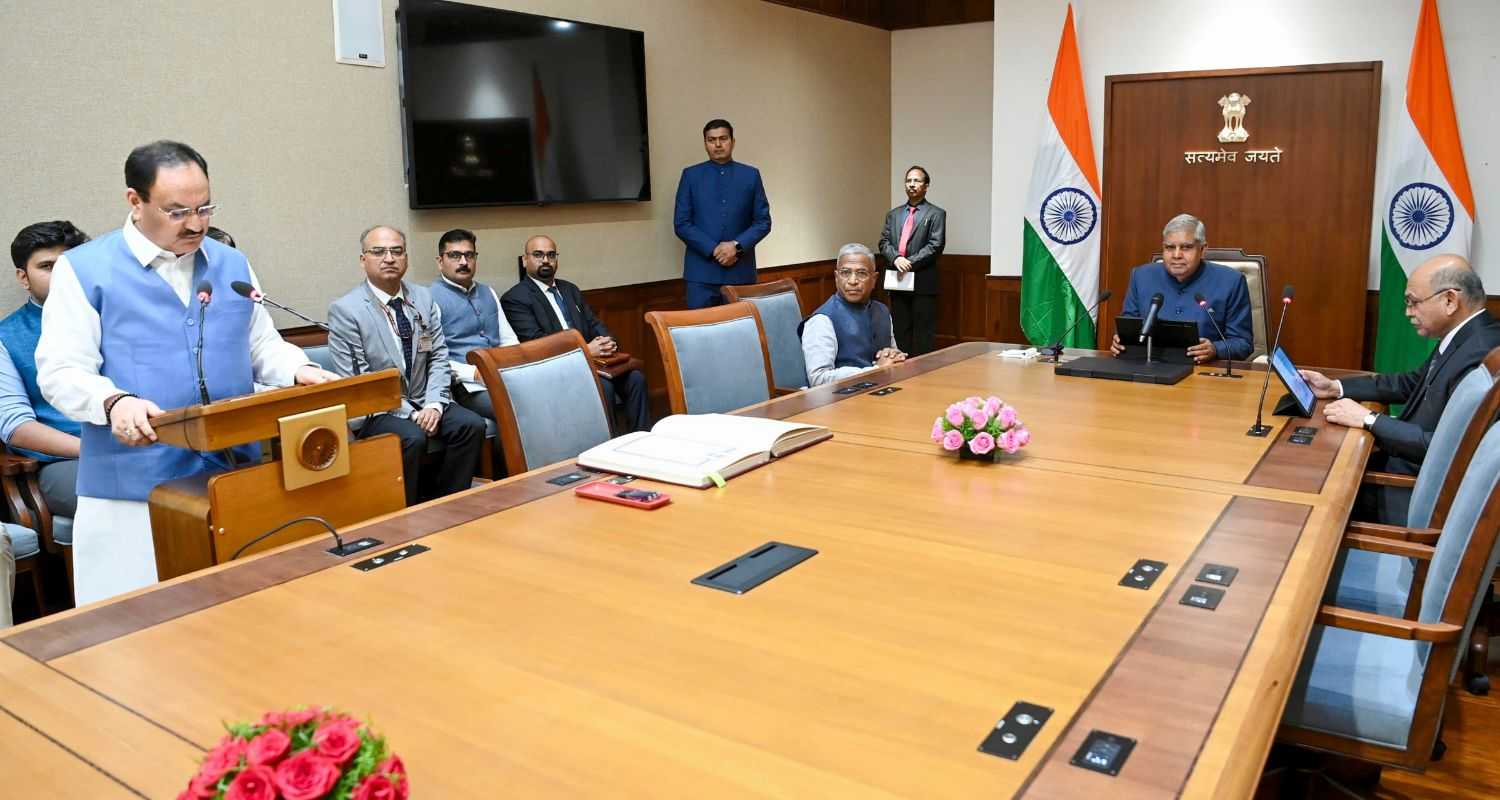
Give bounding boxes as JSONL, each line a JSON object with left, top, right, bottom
{"left": 574, "top": 481, "right": 671, "bottom": 509}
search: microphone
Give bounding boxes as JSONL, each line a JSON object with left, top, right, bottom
{"left": 194, "top": 280, "right": 213, "bottom": 407}
{"left": 231, "top": 280, "right": 330, "bottom": 331}
{"left": 1139, "top": 292, "right": 1165, "bottom": 341}
{"left": 1248, "top": 284, "right": 1295, "bottom": 437}
{"left": 230, "top": 514, "right": 384, "bottom": 561}
{"left": 1042, "top": 289, "right": 1112, "bottom": 362}
{"left": 1194, "top": 292, "right": 1240, "bottom": 379}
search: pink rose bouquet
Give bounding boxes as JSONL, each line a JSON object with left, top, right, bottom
{"left": 178, "top": 707, "right": 407, "bottom": 800}
{"left": 930, "top": 395, "right": 1030, "bottom": 458}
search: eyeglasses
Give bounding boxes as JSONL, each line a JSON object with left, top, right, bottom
{"left": 835, "top": 268, "right": 873, "bottom": 280}
{"left": 363, "top": 246, "right": 407, "bottom": 258}
{"left": 1403, "top": 288, "right": 1454, "bottom": 309}
{"left": 528, "top": 250, "right": 560, "bottom": 261}
{"left": 442, "top": 250, "right": 478, "bottom": 261}
{"left": 155, "top": 203, "right": 219, "bottom": 222}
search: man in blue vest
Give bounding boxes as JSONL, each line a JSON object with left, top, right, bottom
{"left": 36, "top": 140, "right": 338, "bottom": 605}
{"left": 2, "top": 221, "right": 89, "bottom": 521}
{"left": 798, "top": 244, "right": 906, "bottom": 386}
{"left": 673, "top": 119, "right": 772, "bottom": 309}
{"left": 427, "top": 228, "right": 519, "bottom": 423}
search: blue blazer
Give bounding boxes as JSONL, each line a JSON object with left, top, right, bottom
{"left": 673, "top": 159, "right": 771, "bottom": 285}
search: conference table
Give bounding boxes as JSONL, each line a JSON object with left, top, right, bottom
{"left": 0, "top": 342, "right": 1370, "bottom": 798}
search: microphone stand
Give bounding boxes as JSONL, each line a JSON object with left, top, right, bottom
{"left": 1196, "top": 299, "right": 1240, "bottom": 379}
{"left": 1248, "top": 289, "right": 1294, "bottom": 437}
{"left": 195, "top": 295, "right": 212, "bottom": 407}
{"left": 258, "top": 295, "right": 331, "bottom": 331}
{"left": 1041, "top": 290, "right": 1112, "bottom": 363}
{"left": 230, "top": 514, "right": 383, "bottom": 560}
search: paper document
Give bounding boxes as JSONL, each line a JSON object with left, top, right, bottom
{"left": 884, "top": 270, "right": 915, "bottom": 292}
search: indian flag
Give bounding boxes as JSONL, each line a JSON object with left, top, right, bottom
{"left": 1375, "top": 0, "right": 1474, "bottom": 373}
{"left": 1021, "top": 4, "right": 1101, "bottom": 348}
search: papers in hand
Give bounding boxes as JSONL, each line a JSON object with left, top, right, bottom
{"left": 577, "top": 414, "right": 832, "bottom": 488}
{"left": 884, "top": 269, "right": 915, "bottom": 292}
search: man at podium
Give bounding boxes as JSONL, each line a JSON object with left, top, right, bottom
{"left": 36, "top": 141, "right": 337, "bottom": 605}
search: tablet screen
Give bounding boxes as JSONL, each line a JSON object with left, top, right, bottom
{"left": 1270, "top": 347, "right": 1315, "bottom": 416}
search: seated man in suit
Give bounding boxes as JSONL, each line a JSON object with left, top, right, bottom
{"left": 1110, "top": 213, "right": 1253, "bottom": 364}
{"left": 500, "top": 235, "right": 650, "bottom": 433}
{"left": 426, "top": 228, "right": 519, "bottom": 422}
{"left": 798, "top": 243, "right": 906, "bottom": 387}
{"left": 2, "top": 221, "right": 89, "bottom": 521}
{"left": 1301, "top": 254, "right": 1500, "bottom": 522}
{"left": 328, "top": 225, "right": 486, "bottom": 506}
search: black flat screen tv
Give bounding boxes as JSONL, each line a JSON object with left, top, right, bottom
{"left": 396, "top": 0, "right": 650, "bottom": 208}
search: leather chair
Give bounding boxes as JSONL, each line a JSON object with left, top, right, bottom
{"left": 1148, "top": 247, "right": 1269, "bottom": 359}
{"left": 466, "top": 331, "right": 614, "bottom": 476}
{"left": 644, "top": 302, "right": 775, "bottom": 416}
{"left": 721, "top": 279, "right": 808, "bottom": 392}
{"left": 1278, "top": 419, "right": 1500, "bottom": 774}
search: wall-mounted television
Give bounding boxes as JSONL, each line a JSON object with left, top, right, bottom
{"left": 396, "top": 0, "right": 650, "bottom": 209}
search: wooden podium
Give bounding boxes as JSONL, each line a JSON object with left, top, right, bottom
{"left": 148, "top": 370, "right": 406, "bottom": 580}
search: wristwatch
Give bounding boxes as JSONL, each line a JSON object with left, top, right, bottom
{"left": 1362, "top": 412, "right": 1378, "bottom": 431}
{"left": 733, "top": 241, "right": 743, "bottom": 255}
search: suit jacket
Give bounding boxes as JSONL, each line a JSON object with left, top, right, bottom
{"left": 500, "top": 278, "right": 609, "bottom": 343}
{"left": 327, "top": 280, "right": 452, "bottom": 424}
{"left": 1341, "top": 309, "right": 1500, "bottom": 466}
{"left": 878, "top": 200, "right": 947, "bottom": 295}
{"left": 673, "top": 159, "right": 772, "bottom": 285}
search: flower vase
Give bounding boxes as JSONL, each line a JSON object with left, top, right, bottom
{"left": 958, "top": 443, "right": 1000, "bottom": 462}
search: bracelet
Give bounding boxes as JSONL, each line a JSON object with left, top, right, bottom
{"left": 104, "top": 392, "right": 138, "bottom": 426}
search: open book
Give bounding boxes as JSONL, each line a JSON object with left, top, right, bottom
{"left": 577, "top": 414, "right": 832, "bottom": 488}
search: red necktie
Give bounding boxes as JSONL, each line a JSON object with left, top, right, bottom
{"left": 897, "top": 206, "right": 918, "bottom": 257}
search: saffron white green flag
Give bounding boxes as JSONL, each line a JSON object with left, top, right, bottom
{"left": 1375, "top": 0, "right": 1474, "bottom": 373}
{"left": 1021, "top": 4, "right": 1101, "bottom": 348}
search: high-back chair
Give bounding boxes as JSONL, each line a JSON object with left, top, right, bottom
{"left": 644, "top": 302, "right": 775, "bottom": 416}
{"left": 1278, "top": 420, "right": 1500, "bottom": 773}
{"left": 721, "top": 279, "right": 808, "bottom": 392}
{"left": 1, "top": 445, "right": 70, "bottom": 609}
{"left": 1148, "top": 247, "right": 1269, "bottom": 359}
{"left": 467, "top": 330, "right": 614, "bottom": 475}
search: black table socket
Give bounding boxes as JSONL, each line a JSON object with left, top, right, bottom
{"left": 1119, "top": 559, "right": 1168, "bottom": 590}
{"left": 977, "top": 701, "right": 1053, "bottom": 760}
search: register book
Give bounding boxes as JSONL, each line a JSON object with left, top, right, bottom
{"left": 578, "top": 414, "right": 832, "bottom": 488}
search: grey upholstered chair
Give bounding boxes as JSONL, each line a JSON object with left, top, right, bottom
{"left": 644, "top": 302, "right": 776, "bottom": 416}
{"left": 721, "top": 280, "right": 808, "bottom": 392}
{"left": 1278, "top": 419, "right": 1500, "bottom": 772}
{"left": 467, "top": 330, "right": 614, "bottom": 475}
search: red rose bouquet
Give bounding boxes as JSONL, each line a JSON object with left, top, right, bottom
{"left": 179, "top": 707, "right": 407, "bottom": 800}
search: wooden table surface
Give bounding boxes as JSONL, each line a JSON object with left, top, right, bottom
{"left": 0, "top": 343, "right": 1370, "bottom": 798}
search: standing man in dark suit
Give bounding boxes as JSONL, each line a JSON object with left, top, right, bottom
{"left": 500, "top": 235, "right": 651, "bottom": 433}
{"left": 673, "top": 119, "right": 772, "bottom": 309}
{"left": 327, "top": 225, "right": 486, "bottom": 506}
{"left": 1300, "top": 254, "right": 1500, "bottom": 522}
{"left": 878, "top": 166, "right": 946, "bottom": 355}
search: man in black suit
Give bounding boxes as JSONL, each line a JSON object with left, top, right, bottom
{"left": 500, "top": 235, "right": 651, "bottom": 433}
{"left": 877, "top": 165, "right": 946, "bottom": 355}
{"left": 1301, "top": 255, "right": 1500, "bottom": 522}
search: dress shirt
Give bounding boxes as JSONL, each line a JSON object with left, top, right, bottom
{"left": 38, "top": 215, "right": 311, "bottom": 426}
{"left": 365, "top": 280, "right": 442, "bottom": 413}
{"left": 800, "top": 314, "right": 899, "bottom": 387}
{"left": 531, "top": 276, "right": 571, "bottom": 330}
{"left": 439, "top": 275, "right": 518, "bottom": 391}
{"left": 0, "top": 334, "right": 38, "bottom": 446}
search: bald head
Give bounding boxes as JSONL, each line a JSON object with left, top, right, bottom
{"left": 1404, "top": 254, "right": 1486, "bottom": 339}
{"left": 521, "top": 234, "right": 560, "bottom": 283}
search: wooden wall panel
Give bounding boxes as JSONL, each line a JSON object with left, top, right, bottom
{"left": 1101, "top": 62, "right": 1382, "bottom": 371}
{"left": 762, "top": 0, "right": 991, "bottom": 29}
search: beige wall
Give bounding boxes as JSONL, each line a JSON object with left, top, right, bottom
{"left": 0, "top": 0, "right": 891, "bottom": 321}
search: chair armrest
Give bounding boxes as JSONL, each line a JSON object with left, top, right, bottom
{"left": 1346, "top": 520, "right": 1441, "bottom": 545}
{"left": 772, "top": 387, "right": 800, "bottom": 398}
{"left": 1343, "top": 533, "right": 1435, "bottom": 560}
{"left": 0, "top": 450, "right": 41, "bottom": 476}
{"left": 1316, "top": 604, "right": 1463, "bottom": 643}
{"left": 1362, "top": 470, "right": 1416, "bottom": 489}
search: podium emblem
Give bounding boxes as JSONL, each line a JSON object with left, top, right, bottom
{"left": 1039, "top": 187, "right": 1097, "bottom": 246}
{"left": 1216, "top": 92, "right": 1251, "bottom": 143}
{"left": 1389, "top": 182, "right": 1455, "bottom": 250}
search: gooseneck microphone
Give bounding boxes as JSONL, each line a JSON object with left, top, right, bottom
{"left": 1042, "top": 289, "right": 1113, "bottom": 362}
{"left": 194, "top": 280, "right": 213, "bottom": 407}
{"left": 1248, "top": 284, "right": 1295, "bottom": 437}
{"left": 1194, "top": 292, "right": 1240, "bottom": 379}
{"left": 1139, "top": 292, "right": 1165, "bottom": 341}
{"left": 230, "top": 514, "right": 384, "bottom": 561}
{"left": 231, "top": 280, "right": 330, "bottom": 331}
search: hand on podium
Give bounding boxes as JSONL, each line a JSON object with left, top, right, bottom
{"left": 108, "top": 394, "right": 165, "bottom": 446}
{"left": 295, "top": 365, "right": 340, "bottom": 385}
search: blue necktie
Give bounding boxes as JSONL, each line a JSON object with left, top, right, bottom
{"left": 388, "top": 296, "right": 414, "bottom": 373}
{"left": 549, "top": 286, "right": 577, "bottom": 329}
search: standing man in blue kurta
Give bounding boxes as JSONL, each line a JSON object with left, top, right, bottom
{"left": 673, "top": 119, "right": 772, "bottom": 309}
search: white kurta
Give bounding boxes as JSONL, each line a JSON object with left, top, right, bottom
{"left": 37, "top": 216, "right": 311, "bottom": 605}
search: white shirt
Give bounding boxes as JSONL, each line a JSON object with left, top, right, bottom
{"left": 531, "top": 276, "right": 571, "bottom": 330}
{"left": 1335, "top": 306, "right": 1487, "bottom": 399}
{"left": 38, "top": 215, "right": 311, "bottom": 425}
{"left": 799, "top": 313, "right": 898, "bottom": 387}
{"left": 438, "top": 275, "right": 519, "bottom": 392}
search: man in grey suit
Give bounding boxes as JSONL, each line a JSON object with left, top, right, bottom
{"left": 878, "top": 166, "right": 946, "bottom": 355}
{"left": 327, "top": 225, "right": 486, "bottom": 505}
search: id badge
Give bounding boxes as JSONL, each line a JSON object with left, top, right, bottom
{"left": 416, "top": 334, "right": 434, "bottom": 353}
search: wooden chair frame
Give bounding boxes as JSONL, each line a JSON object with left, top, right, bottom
{"left": 0, "top": 444, "right": 53, "bottom": 612}
{"left": 720, "top": 278, "right": 804, "bottom": 312}
{"left": 643, "top": 302, "right": 777, "bottom": 416}
{"left": 467, "top": 330, "right": 612, "bottom": 477}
